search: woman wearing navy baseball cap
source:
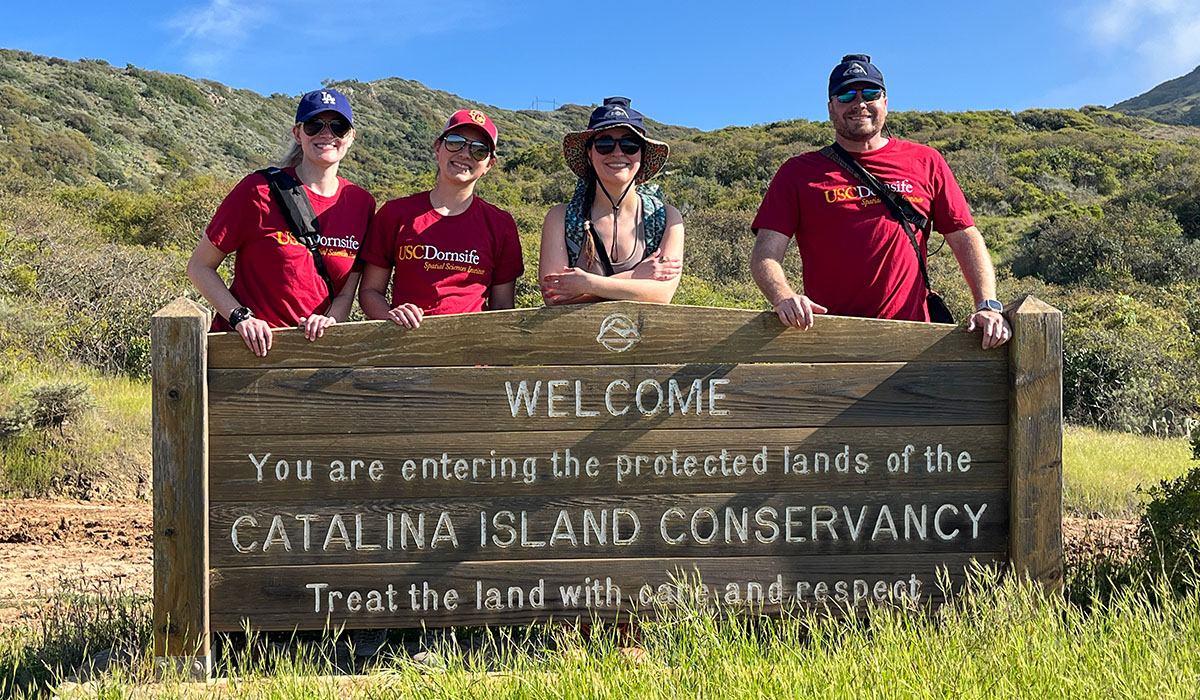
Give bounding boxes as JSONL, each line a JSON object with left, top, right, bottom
{"left": 538, "top": 96, "right": 684, "bottom": 305}
{"left": 186, "top": 88, "right": 376, "bottom": 356}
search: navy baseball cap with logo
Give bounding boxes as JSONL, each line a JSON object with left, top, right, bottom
{"left": 586, "top": 96, "right": 647, "bottom": 133}
{"left": 295, "top": 88, "right": 353, "bottom": 125}
{"left": 828, "top": 54, "right": 886, "bottom": 98}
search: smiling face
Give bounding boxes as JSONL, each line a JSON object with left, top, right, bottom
{"left": 434, "top": 124, "right": 495, "bottom": 186}
{"left": 292, "top": 110, "right": 354, "bottom": 168}
{"left": 588, "top": 126, "right": 643, "bottom": 185}
{"left": 828, "top": 82, "right": 888, "bottom": 145}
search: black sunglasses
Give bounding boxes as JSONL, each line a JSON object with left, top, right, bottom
{"left": 835, "top": 88, "right": 884, "bottom": 104}
{"left": 301, "top": 116, "right": 352, "bottom": 138}
{"left": 592, "top": 135, "right": 643, "bottom": 155}
{"left": 440, "top": 133, "right": 493, "bottom": 162}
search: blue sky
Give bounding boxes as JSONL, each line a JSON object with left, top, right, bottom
{"left": 4, "top": 0, "right": 1199, "bottom": 131}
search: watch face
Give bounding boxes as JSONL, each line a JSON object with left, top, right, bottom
{"left": 978, "top": 300, "right": 1003, "bottom": 313}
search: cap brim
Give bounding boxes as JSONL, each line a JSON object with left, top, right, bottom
{"left": 296, "top": 106, "right": 353, "bottom": 125}
{"left": 562, "top": 125, "right": 669, "bottom": 183}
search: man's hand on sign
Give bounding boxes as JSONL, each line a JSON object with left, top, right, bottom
{"left": 387, "top": 302, "right": 424, "bottom": 329}
{"left": 772, "top": 294, "right": 828, "bottom": 330}
{"left": 968, "top": 310, "right": 1011, "bottom": 349}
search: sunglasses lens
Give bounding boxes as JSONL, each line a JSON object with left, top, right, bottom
{"left": 618, "top": 138, "right": 643, "bottom": 155}
{"left": 468, "top": 143, "right": 491, "bottom": 161}
{"left": 836, "top": 88, "right": 883, "bottom": 103}
{"left": 592, "top": 136, "right": 617, "bottom": 155}
{"left": 442, "top": 134, "right": 467, "bottom": 152}
{"left": 303, "top": 117, "right": 351, "bottom": 137}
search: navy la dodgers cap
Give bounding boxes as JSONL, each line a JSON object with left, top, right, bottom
{"left": 828, "top": 54, "right": 886, "bottom": 98}
{"left": 295, "top": 88, "right": 354, "bottom": 125}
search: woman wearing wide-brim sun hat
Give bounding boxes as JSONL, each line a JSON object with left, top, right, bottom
{"left": 538, "top": 96, "right": 685, "bottom": 305}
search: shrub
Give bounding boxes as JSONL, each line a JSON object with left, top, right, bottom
{"left": 26, "top": 382, "right": 92, "bottom": 430}
{"left": 1139, "top": 465, "right": 1200, "bottom": 593}
{"left": 1012, "top": 202, "right": 1200, "bottom": 287}
{"left": 0, "top": 402, "right": 33, "bottom": 440}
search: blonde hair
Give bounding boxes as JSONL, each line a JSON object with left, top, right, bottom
{"left": 274, "top": 141, "right": 304, "bottom": 169}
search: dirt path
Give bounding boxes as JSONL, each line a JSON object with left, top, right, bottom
{"left": 0, "top": 500, "right": 1139, "bottom": 626}
{"left": 0, "top": 500, "right": 152, "bottom": 625}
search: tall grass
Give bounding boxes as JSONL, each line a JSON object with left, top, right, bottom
{"left": 6, "top": 566, "right": 1198, "bottom": 699}
{"left": 1063, "top": 425, "right": 1194, "bottom": 517}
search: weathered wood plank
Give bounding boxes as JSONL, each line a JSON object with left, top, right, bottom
{"left": 208, "top": 490, "right": 1008, "bottom": 567}
{"left": 1007, "top": 296, "right": 1064, "bottom": 592}
{"left": 151, "top": 298, "right": 211, "bottom": 678}
{"left": 208, "top": 361, "right": 1008, "bottom": 436}
{"left": 208, "top": 552, "right": 1005, "bottom": 630}
{"left": 208, "top": 425, "right": 1008, "bottom": 502}
{"left": 207, "top": 303, "right": 997, "bottom": 369}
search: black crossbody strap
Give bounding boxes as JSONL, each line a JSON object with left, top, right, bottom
{"left": 584, "top": 220, "right": 616, "bottom": 277}
{"left": 818, "top": 144, "right": 935, "bottom": 293}
{"left": 257, "top": 167, "right": 336, "bottom": 305}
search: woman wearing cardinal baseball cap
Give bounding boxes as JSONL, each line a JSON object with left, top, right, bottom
{"left": 186, "top": 88, "right": 375, "bottom": 357}
{"left": 538, "top": 96, "right": 684, "bottom": 305}
{"left": 358, "top": 108, "right": 523, "bottom": 328}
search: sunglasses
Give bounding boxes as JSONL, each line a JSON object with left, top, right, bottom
{"left": 592, "top": 135, "right": 643, "bottom": 155}
{"left": 835, "top": 88, "right": 884, "bottom": 104}
{"left": 440, "top": 133, "right": 493, "bottom": 162}
{"left": 301, "top": 116, "right": 352, "bottom": 138}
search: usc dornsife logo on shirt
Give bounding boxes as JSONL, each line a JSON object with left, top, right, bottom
{"left": 822, "top": 179, "right": 922, "bottom": 206}
{"left": 269, "top": 230, "right": 361, "bottom": 258}
{"left": 394, "top": 244, "right": 482, "bottom": 265}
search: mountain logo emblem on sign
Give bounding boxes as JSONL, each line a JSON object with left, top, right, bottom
{"left": 596, "top": 313, "right": 641, "bottom": 353}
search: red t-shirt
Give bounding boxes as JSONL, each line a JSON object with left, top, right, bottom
{"left": 359, "top": 192, "right": 524, "bottom": 315}
{"left": 206, "top": 169, "right": 376, "bottom": 331}
{"left": 752, "top": 139, "right": 974, "bottom": 321}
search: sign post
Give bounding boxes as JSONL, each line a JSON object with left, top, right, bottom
{"left": 152, "top": 299, "right": 1062, "bottom": 679}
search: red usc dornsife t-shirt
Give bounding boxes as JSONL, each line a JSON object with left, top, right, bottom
{"left": 359, "top": 192, "right": 524, "bottom": 315}
{"left": 207, "top": 169, "right": 375, "bottom": 331}
{"left": 752, "top": 139, "right": 974, "bottom": 321}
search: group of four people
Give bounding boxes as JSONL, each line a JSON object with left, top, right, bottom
{"left": 188, "top": 54, "right": 1011, "bottom": 355}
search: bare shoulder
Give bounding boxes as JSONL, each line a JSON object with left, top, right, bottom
{"left": 542, "top": 203, "right": 568, "bottom": 229}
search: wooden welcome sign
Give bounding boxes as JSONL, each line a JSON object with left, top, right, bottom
{"left": 151, "top": 298, "right": 1062, "bottom": 676}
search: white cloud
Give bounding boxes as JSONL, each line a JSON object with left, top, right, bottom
{"left": 1088, "top": 0, "right": 1200, "bottom": 76}
{"left": 167, "top": 0, "right": 273, "bottom": 71}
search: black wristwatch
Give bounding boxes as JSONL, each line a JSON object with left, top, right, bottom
{"left": 227, "top": 306, "right": 254, "bottom": 328}
{"left": 974, "top": 299, "right": 1003, "bottom": 314}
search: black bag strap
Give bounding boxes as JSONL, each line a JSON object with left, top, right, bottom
{"left": 257, "top": 167, "right": 335, "bottom": 304}
{"left": 584, "top": 220, "right": 616, "bottom": 277}
{"left": 819, "top": 144, "right": 936, "bottom": 293}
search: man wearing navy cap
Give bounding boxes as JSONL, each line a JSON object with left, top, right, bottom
{"left": 750, "top": 54, "right": 1010, "bottom": 348}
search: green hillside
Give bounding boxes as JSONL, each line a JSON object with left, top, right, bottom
{"left": 2, "top": 49, "right": 1200, "bottom": 498}
{"left": 1112, "top": 64, "right": 1200, "bottom": 126}
{"left": 0, "top": 48, "right": 696, "bottom": 192}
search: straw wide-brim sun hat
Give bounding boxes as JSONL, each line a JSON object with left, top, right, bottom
{"left": 562, "top": 126, "right": 669, "bottom": 183}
